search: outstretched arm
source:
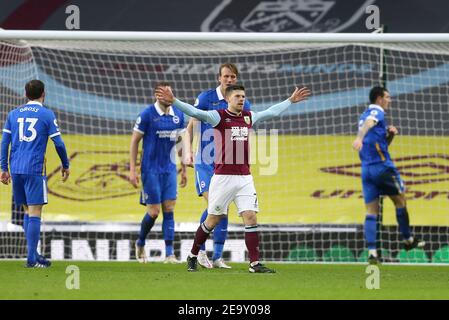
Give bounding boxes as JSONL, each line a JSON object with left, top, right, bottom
{"left": 252, "top": 87, "right": 311, "bottom": 124}
{"left": 155, "top": 87, "right": 220, "bottom": 127}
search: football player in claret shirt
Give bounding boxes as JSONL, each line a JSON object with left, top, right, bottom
{"left": 156, "top": 84, "right": 310, "bottom": 273}
{"left": 185, "top": 63, "right": 251, "bottom": 269}
{"left": 1, "top": 80, "right": 70, "bottom": 268}
{"left": 129, "top": 82, "right": 187, "bottom": 264}
{"left": 352, "top": 86, "right": 425, "bottom": 264}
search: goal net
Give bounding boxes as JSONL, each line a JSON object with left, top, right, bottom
{"left": 1, "top": 34, "right": 448, "bottom": 263}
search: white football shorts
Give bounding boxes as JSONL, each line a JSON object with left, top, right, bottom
{"left": 207, "top": 174, "right": 259, "bottom": 216}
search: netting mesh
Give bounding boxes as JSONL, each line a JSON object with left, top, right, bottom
{"left": 1, "top": 39, "right": 448, "bottom": 263}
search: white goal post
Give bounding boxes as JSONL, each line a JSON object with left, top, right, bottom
{"left": 1, "top": 30, "right": 448, "bottom": 264}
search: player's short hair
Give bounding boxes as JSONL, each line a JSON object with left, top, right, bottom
{"left": 219, "top": 63, "right": 239, "bottom": 77}
{"left": 369, "top": 86, "right": 388, "bottom": 104}
{"left": 154, "top": 81, "right": 171, "bottom": 91}
{"left": 25, "top": 80, "right": 45, "bottom": 100}
{"left": 225, "top": 84, "right": 245, "bottom": 97}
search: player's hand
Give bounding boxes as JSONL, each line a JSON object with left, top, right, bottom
{"left": 129, "top": 170, "right": 139, "bottom": 188}
{"left": 387, "top": 125, "right": 398, "bottom": 135}
{"left": 184, "top": 151, "right": 194, "bottom": 168}
{"left": 61, "top": 168, "right": 70, "bottom": 182}
{"left": 155, "top": 86, "right": 175, "bottom": 105}
{"left": 0, "top": 171, "right": 11, "bottom": 185}
{"left": 289, "top": 86, "right": 311, "bottom": 104}
{"left": 352, "top": 138, "right": 363, "bottom": 151}
{"left": 179, "top": 165, "right": 187, "bottom": 188}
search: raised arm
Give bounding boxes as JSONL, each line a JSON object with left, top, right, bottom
{"left": 252, "top": 87, "right": 311, "bottom": 124}
{"left": 155, "top": 87, "right": 220, "bottom": 127}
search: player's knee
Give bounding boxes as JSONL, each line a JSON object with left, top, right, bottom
{"left": 393, "top": 194, "right": 406, "bottom": 208}
{"left": 147, "top": 206, "right": 160, "bottom": 219}
{"left": 241, "top": 211, "right": 257, "bottom": 225}
{"left": 28, "top": 205, "right": 43, "bottom": 217}
{"left": 162, "top": 201, "right": 175, "bottom": 212}
{"left": 365, "top": 200, "right": 379, "bottom": 215}
{"left": 205, "top": 214, "right": 220, "bottom": 229}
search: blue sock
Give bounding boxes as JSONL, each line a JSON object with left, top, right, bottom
{"left": 23, "top": 213, "right": 29, "bottom": 235}
{"left": 163, "top": 212, "right": 174, "bottom": 256}
{"left": 396, "top": 207, "right": 411, "bottom": 240}
{"left": 199, "top": 209, "right": 208, "bottom": 251}
{"left": 364, "top": 214, "right": 377, "bottom": 250}
{"left": 26, "top": 217, "right": 41, "bottom": 264}
{"left": 137, "top": 213, "right": 155, "bottom": 247}
{"left": 212, "top": 216, "right": 228, "bottom": 261}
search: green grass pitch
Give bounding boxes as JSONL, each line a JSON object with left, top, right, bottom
{"left": 1, "top": 261, "right": 449, "bottom": 300}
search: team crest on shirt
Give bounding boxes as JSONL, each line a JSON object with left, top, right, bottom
{"left": 244, "top": 116, "right": 251, "bottom": 125}
{"left": 173, "top": 116, "right": 180, "bottom": 124}
{"left": 215, "top": 205, "right": 222, "bottom": 212}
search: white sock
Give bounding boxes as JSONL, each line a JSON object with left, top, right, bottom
{"left": 405, "top": 236, "right": 414, "bottom": 244}
{"left": 250, "top": 261, "right": 260, "bottom": 267}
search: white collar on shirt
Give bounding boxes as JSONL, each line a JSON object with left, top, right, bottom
{"left": 155, "top": 101, "right": 175, "bottom": 116}
{"left": 216, "top": 86, "right": 225, "bottom": 101}
{"left": 368, "top": 104, "right": 384, "bottom": 112}
{"left": 26, "top": 101, "right": 43, "bottom": 106}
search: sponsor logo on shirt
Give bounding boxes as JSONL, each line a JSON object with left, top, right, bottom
{"left": 156, "top": 130, "right": 178, "bottom": 140}
{"left": 230, "top": 126, "right": 249, "bottom": 141}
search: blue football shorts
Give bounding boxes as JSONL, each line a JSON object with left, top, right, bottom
{"left": 194, "top": 163, "right": 214, "bottom": 196}
{"left": 361, "top": 163, "right": 405, "bottom": 204}
{"left": 140, "top": 170, "right": 177, "bottom": 205}
{"left": 12, "top": 174, "right": 48, "bottom": 206}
